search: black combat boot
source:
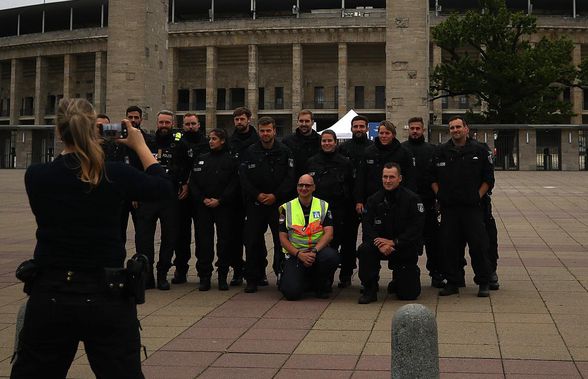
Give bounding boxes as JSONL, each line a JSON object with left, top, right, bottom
{"left": 198, "top": 277, "right": 211, "bottom": 291}
{"left": 358, "top": 283, "right": 378, "bottom": 304}
{"left": 218, "top": 274, "right": 229, "bottom": 291}
{"left": 258, "top": 273, "right": 269, "bottom": 286}
{"left": 171, "top": 270, "right": 187, "bottom": 284}
{"left": 244, "top": 280, "right": 257, "bottom": 293}
{"left": 156, "top": 272, "right": 170, "bottom": 291}
{"left": 439, "top": 283, "right": 459, "bottom": 296}
{"left": 230, "top": 269, "right": 243, "bottom": 286}
{"left": 477, "top": 284, "right": 490, "bottom": 297}
{"left": 489, "top": 272, "right": 500, "bottom": 290}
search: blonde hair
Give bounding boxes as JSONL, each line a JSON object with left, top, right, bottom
{"left": 56, "top": 98, "right": 105, "bottom": 187}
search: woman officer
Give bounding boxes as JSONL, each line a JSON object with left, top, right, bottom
{"left": 11, "top": 98, "right": 173, "bottom": 378}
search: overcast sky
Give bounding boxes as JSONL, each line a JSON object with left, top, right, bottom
{"left": 0, "top": 0, "right": 72, "bottom": 11}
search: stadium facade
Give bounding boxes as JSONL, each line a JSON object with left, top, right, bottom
{"left": 0, "top": 0, "right": 586, "bottom": 170}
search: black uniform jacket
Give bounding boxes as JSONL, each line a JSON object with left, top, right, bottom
{"left": 306, "top": 150, "right": 354, "bottom": 210}
{"left": 149, "top": 129, "right": 191, "bottom": 190}
{"left": 402, "top": 136, "right": 436, "bottom": 203}
{"left": 181, "top": 129, "right": 210, "bottom": 170}
{"left": 339, "top": 134, "right": 374, "bottom": 180}
{"left": 229, "top": 125, "right": 259, "bottom": 162}
{"left": 281, "top": 128, "right": 321, "bottom": 179}
{"left": 429, "top": 138, "right": 495, "bottom": 208}
{"left": 355, "top": 137, "right": 416, "bottom": 204}
{"left": 239, "top": 140, "right": 296, "bottom": 205}
{"left": 189, "top": 145, "right": 239, "bottom": 206}
{"left": 362, "top": 187, "right": 425, "bottom": 262}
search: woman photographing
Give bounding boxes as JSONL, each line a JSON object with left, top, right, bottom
{"left": 11, "top": 98, "right": 173, "bottom": 378}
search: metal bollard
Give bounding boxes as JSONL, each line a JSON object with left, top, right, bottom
{"left": 391, "top": 304, "right": 439, "bottom": 379}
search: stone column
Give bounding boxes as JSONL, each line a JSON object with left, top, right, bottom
{"left": 338, "top": 42, "right": 348, "bottom": 118}
{"left": 292, "top": 43, "right": 303, "bottom": 130}
{"left": 518, "top": 129, "right": 536, "bottom": 171}
{"left": 386, "top": 0, "right": 429, "bottom": 140}
{"left": 94, "top": 51, "right": 107, "bottom": 114}
{"left": 431, "top": 44, "right": 442, "bottom": 126}
{"left": 205, "top": 46, "right": 218, "bottom": 129}
{"left": 571, "top": 44, "right": 583, "bottom": 125}
{"left": 9, "top": 59, "right": 22, "bottom": 125}
{"left": 167, "top": 47, "right": 179, "bottom": 111}
{"left": 34, "top": 56, "right": 48, "bottom": 125}
{"left": 106, "top": 0, "right": 168, "bottom": 127}
{"left": 63, "top": 54, "right": 76, "bottom": 99}
{"left": 247, "top": 44, "right": 259, "bottom": 122}
{"left": 561, "top": 129, "right": 579, "bottom": 171}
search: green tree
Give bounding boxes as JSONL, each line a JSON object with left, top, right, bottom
{"left": 430, "top": 0, "right": 578, "bottom": 124}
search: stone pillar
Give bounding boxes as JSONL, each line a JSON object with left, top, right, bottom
{"left": 167, "top": 47, "right": 179, "bottom": 112}
{"left": 292, "top": 43, "right": 303, "bottom": 130}
{"left": 94, "top": 51, "right": 107, "bottom": 114}
{"left": 205, "top": 46, "right": 218, "bottom": 129}
{"left": 247, "top": 44, "right": 259, "bottom": 122}
{"left": 571, "top": 44, "right": 583, "bottom": 125}
{"left": 561, "top": 129, "right": 579, "bottom": 171}
{"left": 338, "top": 42, "right": 348, "bottom": 119}
{"left": 432, "top": 44, "right": 442, "bottom": 126}
{"left": 518, "top": 129, "right": 536, "bottom": 171}
{"left": 106, "top": 0, "right": 168, "bottom": 127}
{"left": 9, "top": 59, "right": 22, "bottom": 125}
{"left": 386, "top": 0, "right": 429, "bottom": 141}
{"left": 15, "top": 130, "right": 33, "bottom": 168}
{"left": 63, "top": 54, "right": 76, "bottom": 99}
{"left": 34, "top": 56, "right": 48, "bottom": 125}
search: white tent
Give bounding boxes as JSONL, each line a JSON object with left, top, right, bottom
{"left": 318, "top": 109, "right": 358, "bottom": 140}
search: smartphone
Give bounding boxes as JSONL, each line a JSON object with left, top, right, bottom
{"left": 99, "top": 122, "right": 128, "bottom": 140}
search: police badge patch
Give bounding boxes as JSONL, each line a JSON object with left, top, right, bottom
{"left": 417, "top": 203, "right": 425, "bottom": 213}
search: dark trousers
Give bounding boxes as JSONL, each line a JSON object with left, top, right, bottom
{"left": 195, "top": 203, "right": 231, "bottom": 278}
{"left": 330, "top": 205, "right": 358, "bottom": 280}
{"left": 135, "top": 198, "right": 179, "bottom": 274}
{"left": 484, "top": 199, "right": 499, "bottom": 272}
{"left": 358, "top": 242, "right": 419, "bottom": 285}
{"left": 120, "top": 202, "right": 137, "bottom": 246}
{"left": 422, "top": 200, "right": 442, "bottom": 278}
{"left": 228, "top": 201, "right": 246, "bottom": 275}
{"left": 441, "top": 206, "right": 490, "bottom": 285}
{"left": 174, "top": 196, "right": 197, "bottom": 274}
{"left": 243, "top": 202, "right": 280, "bottom": 282}
{"left": 11, "top": 286, "right": 143, "bottom": 379}
{"left": 279, "top": 247, "right": 340, "bottom": 300}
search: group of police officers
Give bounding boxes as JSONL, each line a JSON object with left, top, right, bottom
{"left": 97, "top": 105, "right": 498, "bottom": 304}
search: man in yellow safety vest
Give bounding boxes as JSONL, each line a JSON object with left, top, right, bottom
{"left": 278, "top": 174, "right": 340, "bottom": 300}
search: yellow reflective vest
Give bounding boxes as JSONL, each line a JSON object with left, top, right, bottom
{"left": 280, "top": 197, "right": 329, "bottom": 254}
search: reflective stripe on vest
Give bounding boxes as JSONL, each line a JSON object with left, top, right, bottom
{"left": 281, "top": 197, "right": 328, "bottom": 253}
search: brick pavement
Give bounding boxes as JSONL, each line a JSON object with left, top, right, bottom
{"left": 0, "top": 170, "right": 587, "bottom": 378}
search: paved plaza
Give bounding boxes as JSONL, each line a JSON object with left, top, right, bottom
{"left": 0, "top": 170, "right": 587, "bottom": 378}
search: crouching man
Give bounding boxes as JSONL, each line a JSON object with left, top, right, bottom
{"left": 279, "top": 174, "right": 340, "bottom": 300}
{"left": 358, "top": 162, "right": 425, "bottom": 304}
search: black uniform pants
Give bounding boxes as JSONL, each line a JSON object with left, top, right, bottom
{"left": 11, "top": 284, "right": 143, "bottom": 378}
{"left": 195, "top": 203, "right": 231, "bottom": 278}
{"left": 358, "top": 243, "right": 419, "bottom": 283}
{"left": 228, "top": 201, "right": 246, "bottom": 275}
{"left": 135, "top": 197, "right": 179, "bottom": 274}
{"left": 243, "top": 202, "right": 280, "bottom": 282}
{"left": 279, "top": 247, "right": 340, "bottom": 301}
{"left": 441, "top": 206, "right": 490, "bottom": 285}
{"left": 484, "top": 199, "right": 499, "bottom": 273}
{"left": 423, "top": 200, "right": 442, "bottom": 278}
{"left": 120, "top": 201, "right": 137, "bottom": 246}
{"left": 174, "top": 196, "right": 197, "bottom": 274}
{"left": 330, "top": 206, "right": 358, "bottom": 280}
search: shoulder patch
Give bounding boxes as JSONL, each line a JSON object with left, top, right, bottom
{"left": 417, "top": 203, "right": 425, "bottom": 213}
{"left": 288, "top": 158, "right": 294, "bottom": 168}
{"left": 174, "top": 132, "right": 182, "bottom": 141}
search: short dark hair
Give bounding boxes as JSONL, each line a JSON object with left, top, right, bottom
{"left": 183, "top": 112, "right": 199, "bottom": 120}
{"left": 298, "top": 109, "right": 313, "bottom": 120}
{"left": 96, "top": 113, "right": 110, "bottom": 122}
{"left": 383, "top": 162, "right": 401, "bottom": 175}
{"left": 448, "top": 116, "right": 468, "bottom": 127}
{"left": 408, "top": 116, "right": 424, "bottom": 126}
{"left": 157, "top": 110, "right": 174, "bottom": 118}
{"left": 233, "top": 107, "right": 252, "bottom": 118}
{"left": 126, "top": 105, "right": 142, "bottom": 117}
{"left": 351, "top": 115, "right": 369, "bottom": 126}
{"left": 257, "top": 116, "right": 276, "bottom": 129}
{"left": 321, "top": 130, "right": 337, "bottom": 142}
{"left": 209, "top": 128, "right": 227, "bottom": 141}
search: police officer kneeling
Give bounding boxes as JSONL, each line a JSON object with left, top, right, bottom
{"left": 278, "top": 175, "right": 340, "bottom": 300}
{"left": 358, "top": 162, "right": 425, "bottom": 304}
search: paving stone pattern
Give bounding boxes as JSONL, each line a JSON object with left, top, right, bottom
{"left": 0, "top": 171, "right": 587, "bottom": 378}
